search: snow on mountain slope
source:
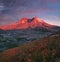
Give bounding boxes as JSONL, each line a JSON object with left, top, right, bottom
{"left": 0, "top": 17, "right": 58, "bottom": 30}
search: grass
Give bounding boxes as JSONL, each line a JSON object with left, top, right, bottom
{"left": 0, "top": 33, "right": 60, "bottom": 62}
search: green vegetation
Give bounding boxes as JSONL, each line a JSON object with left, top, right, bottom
{"left": 0, "top": 34, "right": 60, "bottom": 62}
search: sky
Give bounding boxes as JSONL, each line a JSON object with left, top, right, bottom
{"left": 0, "top": 0, "right": 60, "bottom": 26}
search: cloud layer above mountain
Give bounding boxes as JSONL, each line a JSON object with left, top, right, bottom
{"left": 0, "top": 0, "right": 60, "bottom": 26}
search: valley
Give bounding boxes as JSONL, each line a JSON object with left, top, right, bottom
{"left": 0, "top": 30, "right": 60, "bottom": 62}
{"left": 0, "top": 29, "right": 51, "bottom": 52}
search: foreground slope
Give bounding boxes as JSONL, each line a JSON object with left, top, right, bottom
{"left": 0, "top": 33, "right": 60, "bottom": 62}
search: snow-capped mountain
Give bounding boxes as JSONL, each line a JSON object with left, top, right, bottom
{"left": 0, "top": 17, "right": 60, "bottom": 31}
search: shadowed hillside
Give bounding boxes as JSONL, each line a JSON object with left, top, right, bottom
{"left": 0, "top": 33, "right": 60, "bottom": 62}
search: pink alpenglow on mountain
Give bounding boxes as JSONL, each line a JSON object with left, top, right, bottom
{"left": 0, "top": 17, "right": 53, "bottom": 30}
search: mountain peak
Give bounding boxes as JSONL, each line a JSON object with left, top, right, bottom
{"left": 33, "top": 16, "right": 40, "bottom": 19}
{"left": 0, "top": 17, "right": 54, "bottom": 30}
{"left": 20, "top": 17, "right": 28, "bottom": 20}
{"left": 18, "top": 17, "right": 28, "bottom": 24}
{"left": 32, "top": 16, "right": 44, "bottom": 22}
{"left": 18, "top": 17, "right": 44, "bottom": 23}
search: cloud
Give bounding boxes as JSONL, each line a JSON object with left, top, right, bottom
{"left": 0, "top": 0, "right": 60, "bottom": 15}
{"left": 0, "top": 0, "right": 48, "bottom": 14}
{"left": 0, "top": 2, "right": 5, "bottom": 12}
{"left": 47, "top": 0, "right": 60, "bottom": 2}
{"left": 0, "top": 14, "right": 16, "bottom": 25}
{"left": 0, "top": 0, "right": 60, "bottom": 26}
{"left": 42, "top": 15, "right": 60, "bottom": 26}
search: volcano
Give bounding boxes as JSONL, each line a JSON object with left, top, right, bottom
{"left": 0, "top": 17, "right": 60, "bottom": 31}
